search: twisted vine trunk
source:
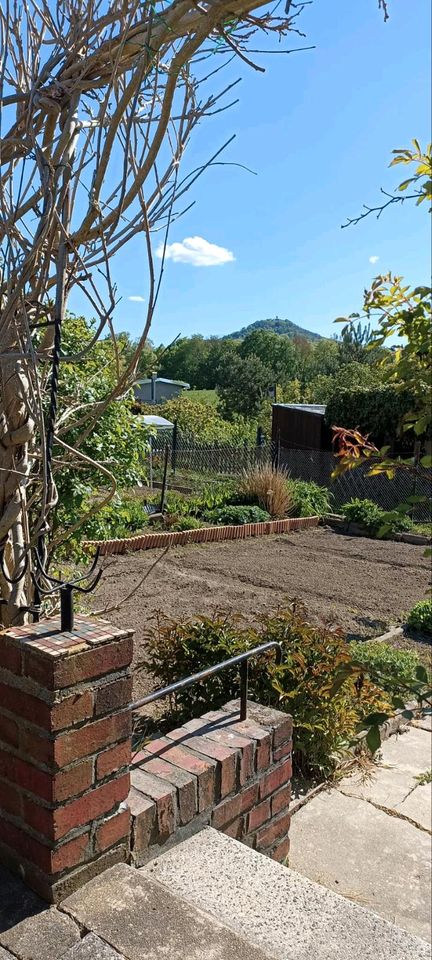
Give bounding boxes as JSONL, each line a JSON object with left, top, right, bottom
{"left": 0, "top": 334, "right": 34, "bottom": 627}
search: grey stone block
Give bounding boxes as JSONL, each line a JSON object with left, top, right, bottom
{"left": 62, "top": 862, "right": 273, "bottom": 960}
{"left": 143, "top": 827, "right": 431, "bottom": 960}
{"left": 65, "top": 933, "right": 126, "bottom": 959}
{"left": 0, "top": 907, "right": 80, "bottom": 960}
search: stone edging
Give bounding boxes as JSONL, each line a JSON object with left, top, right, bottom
{"left": 84, "top": 515, "right": 320, "bottom": 557}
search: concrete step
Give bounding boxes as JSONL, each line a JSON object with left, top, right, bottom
{"left": 62, "top": 861, "right": 273, "bottom": 960}
{"left": 142, "top": 827, "right": 431, "bottom": 960}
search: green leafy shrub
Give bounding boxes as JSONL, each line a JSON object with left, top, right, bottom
{"left": 80, "top": 494, "right": 149, "bottom": 541}
{"left": 407, "top": 599, "right": 432, "bottom": 636}
{"left": 325, "top": 385, "right": 415, "bottom": 446}
{"left": 343, "top": 498, "right": 414, "bottom": 537}
{"left": 146, "top": 614, "right": 251, "bottom": 719}
{"left": 350, "top": 641, "right": 420, "bottom": 692}
{"left": 139, "top": 396, "right": 256, "bottom": 443}
{"left": 145, "top": 604, "right": 389, "bottom": 778}
{"left": 289, "top": 480, "right": 332, "bottom": 518}
{"left": 164, "top": 491, "right": 194, "bottom": 517}
{"left": 254, "top": 607, "right": 389, "bottom": 777}
{"left": 343, "top": 498, "right": 383, "bottom": 532}
{"left": 165, "top": 515, "right": 203, "bottom": 532}
{"left": 203, "top": 505, "right": 271, "bottom": 525}
{"left": 413, "top": 522, "right": 432, "bottom": 538}
{"left": 189, "top": 481, "right": 237, "bottom": 516}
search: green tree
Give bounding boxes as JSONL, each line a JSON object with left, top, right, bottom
{"left": 158, "top": 336, "right": 212, "bottom": 389}
{"left": 306, "top": 361, "right": 382, "bottom": 403}
{"left": 204, "top": 339, "right": 240, "bottom": 389}
{"left": 303, "top": 339, "right": 341, "bottom": 381}
{"left": 117, "top": 332, "right": 157, "bottom": 379}
{"left": 217, "top": 354, "right": 273, "bottom": 421}
{"left": 238, "top": 330, "right": 299, "bottom": 386}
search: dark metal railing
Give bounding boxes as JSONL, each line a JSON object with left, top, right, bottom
{"left": 130, "top": 641, "right": 282, "bottom": 722}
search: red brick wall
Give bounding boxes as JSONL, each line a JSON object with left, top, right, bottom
{"left": 0, "top": 616, "right": 133, "bottom": 902}
{"left": 130, "top": 700, "right": 292, "bottom": 866}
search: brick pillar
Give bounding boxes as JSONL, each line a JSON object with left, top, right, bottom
{"left": 0, "top": 615, "right": 133, "bottom": 902}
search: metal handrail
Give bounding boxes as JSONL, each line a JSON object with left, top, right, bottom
{"left": 130, "top": 641, "right": 282, "bottom": 722}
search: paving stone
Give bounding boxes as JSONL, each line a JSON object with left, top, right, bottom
{"left": 339, "top": 726, "right": 432, "bottom": 830}
{"left": 65, "top": 933, "right": 126, "bottom": 959}
{"left": 0, "top": 948, "right": 15, "bottom": 959}
{"left": 0, "top": 865, "right": 45, "bottom": 935}
{"left": 62, "top": 862, "right": 273, "bottom": 960}
{"left": 413, "top": 715, "right": 432, "bottom": 732}
{"left": 144, "top": 827, "right": 430, "bottom": 960}
{"left": 398, "top": 783, "right": 432, "bottom": 830}
{"left": 0, "top": 905, "right": 80, "bottom": 960}
{"left": 289, "top": 789, "right": 431, "bottom": 943}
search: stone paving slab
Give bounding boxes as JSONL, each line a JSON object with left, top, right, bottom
{"left": 413, "top": 716, "right": 432, "bottom": 732}
{"left": 289, "top": 789, "right": 432, "bottom": 943}
{"left": 0, "top": 866, "right": 80, "bottom": 960}
{"left": 0, "top": 908, "right": 80, "bottom": 960}
{"left": 65, "top": 934, "right": 126, "bottom": 959}
{"left": 144, "top": 827, "right": 430, "bottom": 960}
{"left": 398, "top": 784, "right": 432, "bottom": 831}
{"left": 62, "top": 862, "right": 273, "bottom": 960}
{"left": 0, "top": 948, "right": 15, "bottom": 959}
{"left": 339, "top": 727, "right": 432, "bottom": 831}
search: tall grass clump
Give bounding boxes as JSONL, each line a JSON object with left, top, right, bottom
{"left": 238, "top": 463, "right": 293, "bottom": 518}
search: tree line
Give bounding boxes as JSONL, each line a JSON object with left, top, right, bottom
{"left": 121, "top": 322, "right": 385, "bottom": 420}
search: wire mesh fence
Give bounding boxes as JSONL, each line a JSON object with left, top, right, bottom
{"left": 277, "top": 447, "right": 431, "bottom": 521}
{"left": 150, "top": 427, "right": 431, "bottom": 522}
{"left": 151, "top": 428, "right": 272, "bottom": 478}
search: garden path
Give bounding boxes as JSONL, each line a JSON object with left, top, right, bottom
{"left": 289, "top": 721, "right": 432, "bottom": 942}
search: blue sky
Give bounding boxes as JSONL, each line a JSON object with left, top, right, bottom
{"left": 72, "top": 0, "right": 431, "bottom": 344}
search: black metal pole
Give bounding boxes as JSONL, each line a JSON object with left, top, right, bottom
{"left": 240, "top": 659, "right": 249, "bottom": 721}
{"left": 160, "top": 445, "right": 169, "bottom": 514}
{"left": 172, "top": 420, "right": 178, "bottom": 475}
{"left": 60, "top": 585, "right": 74, "bottom": 632}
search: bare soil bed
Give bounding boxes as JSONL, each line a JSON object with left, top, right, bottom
{"left": 90, "top": 526, "right": 431, "bottom": 702}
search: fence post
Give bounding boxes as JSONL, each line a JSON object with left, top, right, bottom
{"left": 171, "top": 420, "right": 178, "bottom": 475}
{"left": 410, "top": 439, "right": 422, "bottom": 521}
{"left": 272, "top": 428, "right": 281, "bottom": 470}
{"left": 256, "top": 425, "right": 265, "bottom": 465}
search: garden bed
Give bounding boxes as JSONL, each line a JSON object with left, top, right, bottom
{"left": 89, "top": 527, "right": 431, "bottom": 704}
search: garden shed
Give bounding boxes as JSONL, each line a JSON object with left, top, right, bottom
{"left": 134, "top": 374, "right": 190, "bottom": 404}
{"left": 272, "top": 403, "right": 333, "bottom": 452}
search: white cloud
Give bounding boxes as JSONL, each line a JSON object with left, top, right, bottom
{"left": 128, "top": 295, "right": 146, "bottom": 302}
{"left": 369, "top": 255, "right": 379, "bottom": 264}
{"left": 156, "top": 235, "right": 235, "bottom": 267}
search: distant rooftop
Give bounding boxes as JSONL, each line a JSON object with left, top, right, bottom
{"left": 273, "top": 403, "right": 326, "bottom": 416}
{"left": 137, "top": 377, "right": 190, "bottom": 388}
{"left": 142, "top": 415, "right": 174, "bottom": 430}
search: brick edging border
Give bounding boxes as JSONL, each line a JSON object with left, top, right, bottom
{"left": 84, "top": 515, "right": 320, "bottom": 557}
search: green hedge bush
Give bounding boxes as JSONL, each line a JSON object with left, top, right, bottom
{"left": 289, "top": 480, "right": 332, "bottom": 518}
{"left": 145, "top": 604, "right": 390, "bottom": 778}
{"left": 203, "top": 504, "right": 271, "bottom": 525}
{"left": 343, "top": 498, "right": 414, "bottom": 537}
{"left": 325, "top": 385, "right": 415, "bottom": 445}
{"left": 350, "top": 641, "right": 420, "bottom": 693}
{"left": 407, "top": 600, "right": 432, "bottom": 636}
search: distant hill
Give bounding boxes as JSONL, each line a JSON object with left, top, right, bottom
{"left": 225, "top": 317, "right": 322, "bottom": 342}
